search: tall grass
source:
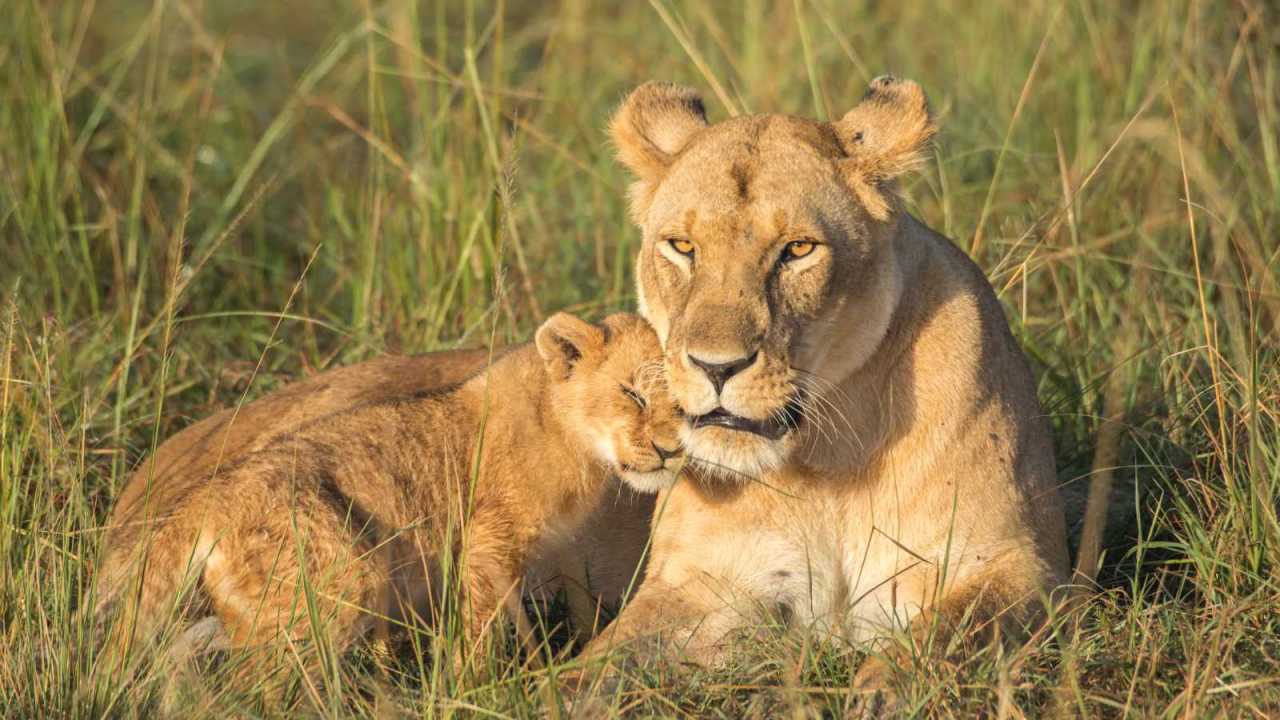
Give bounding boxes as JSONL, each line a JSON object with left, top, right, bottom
{"left": 2, "top": 0, "right": 1277, "bottom": 715}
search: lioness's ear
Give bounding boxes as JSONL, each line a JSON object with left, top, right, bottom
{"left": 536, "top": 313, "right": 606, "bottom": 380}
{"left": 832, "top": 76, "right": 937, "bottom": 221}
{"left": 610, "top": 82, "right": 708, "bottom": 221}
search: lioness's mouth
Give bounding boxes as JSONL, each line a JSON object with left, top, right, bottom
{"left": 692, "top": 400, "right": 803, "bottom": 441}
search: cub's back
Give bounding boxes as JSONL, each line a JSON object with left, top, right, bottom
{"left": 108, "top": 349, "right": 497, "bottom": 546}
{"left": 181, "top": 393, "right": 483, "bottom": 541}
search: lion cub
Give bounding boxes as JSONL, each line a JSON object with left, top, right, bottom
{"left": 97, "top": 312, "right": 684, "bottom": 663}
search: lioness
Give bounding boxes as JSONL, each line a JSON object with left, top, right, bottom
{"left": 95, "top": 312, "right": 685, "bottom": 664}
{"left": 579, "top": 77, "right": 1069, "bottom": 702}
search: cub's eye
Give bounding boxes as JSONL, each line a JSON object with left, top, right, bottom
{"left": 620, "top": 385, "right": 646, "bottom": 409}
{"left": 782, "top": 239, "right": 817, "bottom": 261}
{"left": 667, "top": 238, "right": 695, "bottom": 257}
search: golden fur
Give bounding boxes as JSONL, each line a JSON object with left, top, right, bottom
{"left": 581, "top": 77, "right": 1070, "bottom": 702}
{"left": 105, "top": 349, "right": 497, "bottom": 559}
{"left": 526, "top": 482, "right": 656, "bottom": 637}
{"left": 95, "top": 313, "right": 684, "bottom": 665}
{"left": 106, "top": 348, "right": 656, "bottom": 639}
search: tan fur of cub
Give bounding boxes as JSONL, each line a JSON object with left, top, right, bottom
{"left": 94, "top": 312, "right": 685, "bottom": 667}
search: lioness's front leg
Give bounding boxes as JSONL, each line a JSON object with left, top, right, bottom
{"left": 578, "top": 579, "right": 701, "bottom": 663}
{"left": 574, "top": 574, "right": 763, "bottom": 685}
{"left": 562, "top": 577, "right": 730, "bottom": 712}
{"left": 850, "top": 570, "right": 1053, "bottom": 714}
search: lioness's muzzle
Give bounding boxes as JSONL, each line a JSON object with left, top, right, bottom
{"left": 691, "top": 399, "right": 803, "bottom": 441}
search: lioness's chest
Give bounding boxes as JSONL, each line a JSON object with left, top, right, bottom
{"left": 654, "top": 481, "right": 982, "bottom": 639}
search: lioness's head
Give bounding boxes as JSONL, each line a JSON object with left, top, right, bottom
{"left": 536, "top": 312, "right": 687, "bottom": 493}
{"left": 611, "top": 76, "right": 936, "bottom": 478}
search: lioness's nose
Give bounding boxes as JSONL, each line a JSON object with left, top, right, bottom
{"left": 688, "top": 351, "right": 758, "bottom": 394}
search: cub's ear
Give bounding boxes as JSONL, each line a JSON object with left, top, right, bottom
{"left": 536, "top": 313, "right": 606, "bottom": 380}
{"left": 832, "top": 76, "right": 937, "bottom": 221}
{"left": 610, "top": 82, "right": 708, "bottom": 221}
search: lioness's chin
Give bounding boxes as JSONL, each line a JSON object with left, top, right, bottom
{"left": 618, "top": 469, "right": 679, "bottom": 494}
{"left": 685, "top": 426, "right": 788, "bottom": 480}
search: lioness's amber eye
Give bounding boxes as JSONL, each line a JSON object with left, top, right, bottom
{"left": 621, "top": 385, "right": 646, "bottom": 409}
{"left": 783, "top": 240, "right": 816, "bottom": 260}
{"left": 668, "top": 238, "right": 695, "bottom": 257}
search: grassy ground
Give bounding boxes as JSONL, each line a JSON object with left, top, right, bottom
{"left": 2, "top": 0, "right": 1278, "bottom": 716}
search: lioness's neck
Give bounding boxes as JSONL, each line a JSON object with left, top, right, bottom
{"left": 799, "top": 214, "right": 948, "bottom": 473}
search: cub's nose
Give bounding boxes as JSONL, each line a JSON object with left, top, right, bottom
{"left": 688, "top": 351, "right": 758, "bottom": 394}
{"left": 652, "top": 442, "right": 681, "bottom": 462}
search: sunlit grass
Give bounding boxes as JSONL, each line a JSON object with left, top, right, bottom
{"left": 2, "top": 0, "right": 1277, "bottom": 715}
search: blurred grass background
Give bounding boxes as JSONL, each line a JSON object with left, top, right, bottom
{"left": 1, "top": 0, "right": 1278, "bottom": 716}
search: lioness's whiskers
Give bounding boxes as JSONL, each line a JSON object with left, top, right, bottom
{"left": 799, "top": 396, "right": 838, "bottom": 447}
{"left": 801, "top": 382, "right": 854, "bottom": 440}
{"left": 791, "top": 392, "right": 832, "bottom": 441}
{"left": 792, "top": 370, "right": 863, "bottom": 452}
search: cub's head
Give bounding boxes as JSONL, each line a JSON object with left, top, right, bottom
{"left": 536, "top": 312, "right": 687, "bottom": 493}
{"left": 611, "top": 77, "right": 936, "bottom": 479}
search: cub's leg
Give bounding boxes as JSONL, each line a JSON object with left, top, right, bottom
{"left": 448, "top": 512, "right": 542, "bottom": 671}
{"left": 503, "top": 580, "right": 543, "bottom": 668}
{"left": 452, "top": 526, "right": 527, "bottom": 671}
{"left": 95, "top": 515, "right": 218, "bottom": 662}
{"left": 199, "top": 482, "right": 388, "bottom": 691}
{"left": 561, "top": 557, "right": 609, "bottom": 641}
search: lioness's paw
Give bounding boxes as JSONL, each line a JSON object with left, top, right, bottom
{"left": 557, "top": 668, "right": 622, "bottom": 719}
{"left": 850, "top": 656, "right": 904, "bottom": 718}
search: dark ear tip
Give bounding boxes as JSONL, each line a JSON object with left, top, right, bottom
{"left": 861, "top": 75, "right": 928, "bottom": 106}
{"left": 862, "top": 76, "right": 894, "bottom": 100}
{"left": 625, "top": 81, "right": 707, "bottom": 120}
{"left": 555, "top": 337, "right": 583, "bottom": 365}
{"left": 536, "top": 312, "right": 606, "bottom": 372}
